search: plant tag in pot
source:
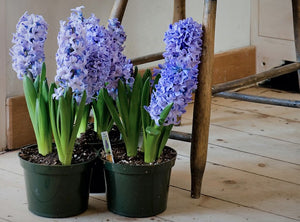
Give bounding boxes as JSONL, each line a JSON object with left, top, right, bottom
{"left": 101, "top": 131, "right": 114, "bottom": 163}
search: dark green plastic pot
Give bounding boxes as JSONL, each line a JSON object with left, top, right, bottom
{"left": 103, "top": 147, "right": 177, "bottom": 218}
{"left": 19, "top": 145, "right": 96, "bottom": 218}
{"left": 90, "top": 156, "right": 105, "bottom": 193}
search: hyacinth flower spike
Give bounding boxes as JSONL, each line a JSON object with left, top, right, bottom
{"left": 143, "top": 18, "right": 203, "bottom": 163}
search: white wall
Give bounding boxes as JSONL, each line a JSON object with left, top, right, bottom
{"left": 0, "top": 0, "right": 7, "bottom": 150}
{"left": 1, "top": 0, "right": 251, "bottom": 149}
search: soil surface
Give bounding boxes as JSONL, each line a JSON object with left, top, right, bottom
{"left": 18, "top": 123, "right": 120, "bottom": 165}
{"left": 19, "top": 123, "right": 176, "bottom": 166}
{"left": 103, "top": 145, "right": 177, "bottom": 166}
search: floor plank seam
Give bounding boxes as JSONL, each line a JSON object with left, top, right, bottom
{"left": 201, "top": 193, "right": 300, "bottom": 221}
{"left": 176, "top": 154, "right": 300, "bottom": 185}
{"left": 0, "top": 168, "right": 23, "bottom": 177}
{"left": 174, "top": 142, "right": 300, "bottom": 166}
{"left": 211, "top": 123, "right": 300, "bottom": 146}
{"left": 208, "top": 143, "right": 300, "bottom": 166}
{"left": 89, "top": 196, "right": 107, "bottom": 202}
{"left": 212, "top": 102, "right": 300, "bottom": 123}
{"left": 169, "top": 184, "right": 299, "bottom": 221}
{"left": 156, "top": 216, "right": 176, "bottom": 222}
{"left": 0, "top": 217, "right": 13, "bottom": 222}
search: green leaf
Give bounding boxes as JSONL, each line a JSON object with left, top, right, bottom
{"left": 152, "top": 74, "right": 161, "bottom": 92}
{"left": 116, "top": 80, "right": 129, "bottom": 131}
{"left": 40, "top": 63, "right": 46, "bottom": 83}
{"left": 133, "top": 66, "right": 138, "bottom": 78}
{"left": 146, "top": 126, "right": 160, "bottom": 136}
{"left": 142, "top": 69, "right": 152, "bottom": 83}
{"left": 103, "top": 89, "right": 126, "bottom": 140}
{"left": 158, "top": 103, "right": 173, "bottom": 126}
{"left": 49, "top": 83, "right": 60, "bottom": 150}
{"left": 69, "top": 90, "right": 87, "bottom": 148}
{"left": 141, "top": 77, "right": 151, "bottom": 143}
{"left": 127, "top": 74, "right": 143, "bottom": 155}
{"left": 157, "top": 124, "right": 173, "bottom": 158}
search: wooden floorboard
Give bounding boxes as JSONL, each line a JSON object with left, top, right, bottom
{"left": 0, "top": 86, "right": 299, "bottom": 221}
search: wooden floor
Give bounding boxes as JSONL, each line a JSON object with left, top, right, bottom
{"left": 0, "top": 86, "right": 299, "bottom": 222}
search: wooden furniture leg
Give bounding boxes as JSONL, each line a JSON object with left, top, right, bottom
{"left": 292, "top": 0, "right": 300, "bottom": 90}
{"left": 190, "top": 0, "right": 217, "bottom": 199}
{"left": 109, "top": 0, "right": 128, "bottom": 21}
{"left": 173, "top": 0, "right": 185, "bottom": 22}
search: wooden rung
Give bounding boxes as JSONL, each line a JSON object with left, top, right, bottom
{"left": 212, "top": 62, "right": 300, "bottom": 94}
{"left": 131, "top": 52, "right": 164, "bottom": 66}
{"left": 216, "top": 91, "right": 300, "bottom": 108}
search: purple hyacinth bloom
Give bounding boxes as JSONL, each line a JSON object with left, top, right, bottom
{"left": 163, "top": 17, "right": 203, "bottom": 68}
{"left": 145, "top": 18, "right": 203, "bottom": 126}
{"left": 55, "top": 6, "right": 133, "bottom": 103}
{"left": 10, "top": 12, "right": 48, "bottom": 80}
{"left": 105, "top": 18, "right": 133, "bottom": 99}
{"left": 55, "top": 6, "right": 89, "bottom": 103}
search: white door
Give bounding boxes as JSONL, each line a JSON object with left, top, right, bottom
{"left": 251, "top": 0, "right": 296, "bottom": 73}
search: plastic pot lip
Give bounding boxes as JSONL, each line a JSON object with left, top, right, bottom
{"left": 102, "top": 146, "right": 177, "bottom": 175}
{"left": 18, "top": 144, "right": 96, "bottom": 175}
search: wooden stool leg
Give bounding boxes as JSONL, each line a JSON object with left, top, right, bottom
{"left": 292, "top": 0, "right": 300, "bottom": 90}
{"left": 173, "top": 0, "right": 186, "bottom": 22}
{"left": 109, "top": 0, "right": 128, "bottom": 21}
{"left": 190, "top": 0, "right": 217, "bottom": 199}
{"left": 173, "top": 0, "right": 186, "bottom": 126}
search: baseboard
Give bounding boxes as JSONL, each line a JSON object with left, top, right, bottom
{"left": 6, "top": 46, "right": 255, "bottom": 150}
{"left": 213, "top": 46, "right": 256, "bottom": 84}
{"left": 6, "top": 96, "right": 36, "bottom": 150}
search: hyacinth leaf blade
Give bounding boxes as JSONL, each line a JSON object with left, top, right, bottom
{"left": 49, "top": 84, "right": 87, "bottom": 165}
{"left": 157, "top": 103, "right": 173, "bottom": 126}
{"left": 49, "top": 84, "right": 60, "bottom": 150}
{"left": 36, "top": 89, "right": 52, "bottom": 156}
{"left": 77, "top": 104, "right": 91, "bottom": 138}
{"left": 23, "top": 74, "right": 52, "bottom": 156}
{"left": 142, "top": 69, "right": 152, "bottom": 84}
{"left": 103, "top": 88, "right": 128, "bottom": 146}
{"left": 69, "top": 90, "right": 87, "bottom": 155}
{"left": 40, "top": 63, "right": 46, "bottom": 83}
{"left": 23, "top": 76, "right": 37, "bottom": 127}
{"left": 127, "top": 73, "right": 143, "bottom": 157}
{"left": 58, "top": 89, "right": 72, "bottom": 162}
{"left": 92, "top": 90, "right": 114, "bottom": 139}
{"left": 143, "top": 103, "right": 173, "bottom": 163}
{"left": 157, "top": 124, "right": 173, "bottom": 158}
{"left": 116, "top": 80, "right": 129, "bottom": 133}
{"left": 33, "top": 75, "right": 40, "bottom": 91}
{"left": 152, "top": 74, "right": 161, "bottom": 91}
{"left": 144, "top": 126, "right": 160, "bottom": 163}
{"left": 141, "top": 77, "right": 151, "bottom": 152}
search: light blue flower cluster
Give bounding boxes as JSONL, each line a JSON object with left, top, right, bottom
{"left": 55, "top": 6, "right": 89, "bottom": 103}
{"left": 145, "top": 18, "right": 203, "bottom": 125}
{"left": 55, "top": 6, "right": 132, "bottom": 103}
{"left": 10, "top": 12, "right": 48, "bottom": 80}
{"left": 105, "top": 18, "right": 133, "bottom": 98}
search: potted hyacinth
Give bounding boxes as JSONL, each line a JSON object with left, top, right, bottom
{"left": 10, "top": 6, "right": 130, "bottom": 217}
{"left": 68, "top": 9, "right": 132, "bottom": 193}
{"left": 102, "top": 18, "right": 203, "bottom": 217}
